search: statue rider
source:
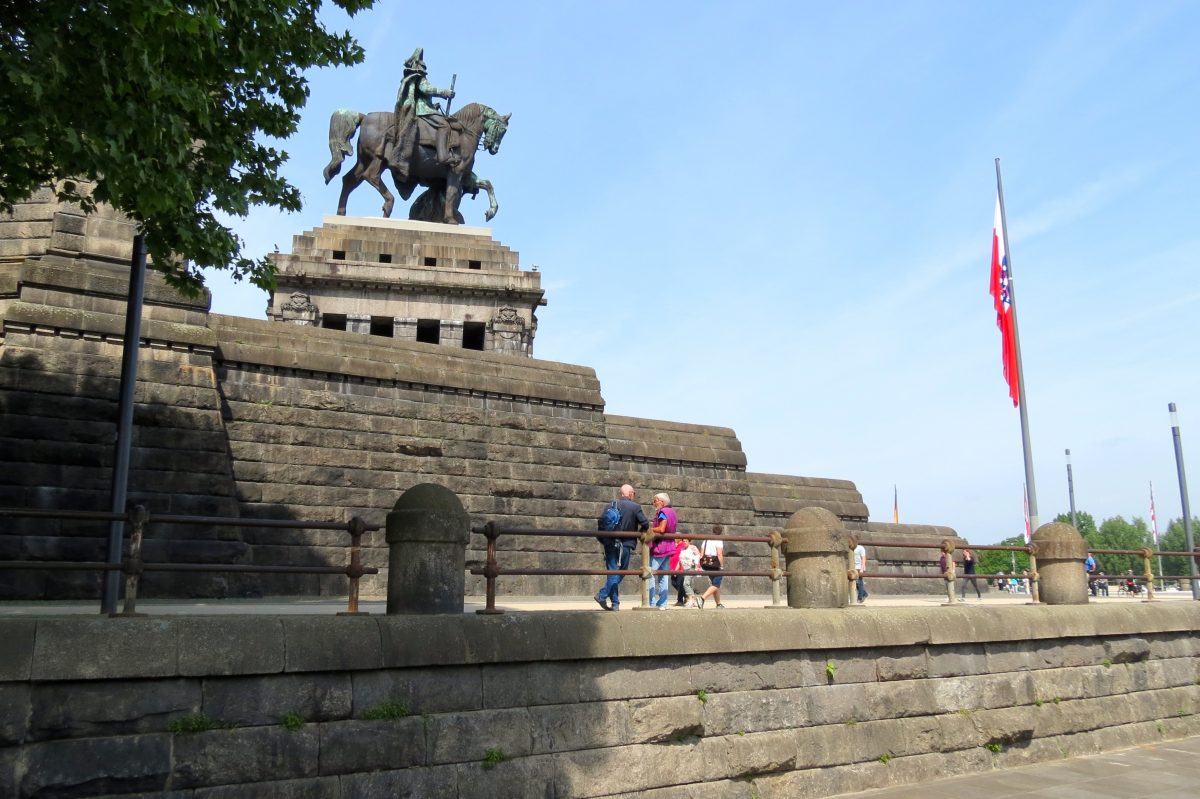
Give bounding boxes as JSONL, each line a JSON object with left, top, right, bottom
{"left": 392, "top": 48, "right": 459, "bottom": 176}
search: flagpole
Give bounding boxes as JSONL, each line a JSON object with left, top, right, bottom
{"left": 995, "top": 158, "right": 1040, "bottom": 531}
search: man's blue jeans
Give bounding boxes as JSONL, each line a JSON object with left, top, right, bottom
{"left": 598, "top": 542, "right": 632, "bottom": 607}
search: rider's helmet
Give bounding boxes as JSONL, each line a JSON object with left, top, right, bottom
{"left": 404, "top": 48, "right": 426, "bottom": 75}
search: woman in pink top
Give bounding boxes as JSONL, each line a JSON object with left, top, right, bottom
{"left": 648, "top": 493, "right": 678, "bottom": 609}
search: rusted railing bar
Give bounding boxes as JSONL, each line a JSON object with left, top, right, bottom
{"left": 141, "top": 564, "right": 380, "bottom": 575}
{"left": 147, "top": 514, "right": 382, "bottom": 532}
{"left": 0, "top": 508, "right": 127, "bottom": 522}
{"left": 0, "top": 505, "right": 383, "bottom": 533}
{"left": 470, "top": 567, "right": 776, "bottom": 578}
{"left": 0, "top": 561, "right": 123, "bottom": 571}
{"left": 490, "top": 527, "right": 774, "bottom": 544}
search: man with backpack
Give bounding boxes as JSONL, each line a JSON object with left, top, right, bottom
{"left": 595, "top": 484, "right": 649, "bottom": 611}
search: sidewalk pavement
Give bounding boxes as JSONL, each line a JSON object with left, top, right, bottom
{"left": 0, "top": 590, "right": 1194, "bottom": 616}
{"left": 839, "top": 735, "right": 1200, "bottom": 798}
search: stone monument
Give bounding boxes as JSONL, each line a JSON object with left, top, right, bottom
{"left": 322, "top": 46, "right": 510, "bottom": 225}
{"left": 267, "top": 215, "right": 544, "bottom": 357}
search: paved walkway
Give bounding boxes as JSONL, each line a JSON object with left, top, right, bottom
{"left": 841, "top": 735, "right": 1200, "bottom": 798}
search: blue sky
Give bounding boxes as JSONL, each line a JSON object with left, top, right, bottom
{"left": 205, "top": 1, "right": 1200, "bottom": 542}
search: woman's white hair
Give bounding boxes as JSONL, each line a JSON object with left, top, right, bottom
{"left": 653, "top": 492, "right": 671, "bottom": 506}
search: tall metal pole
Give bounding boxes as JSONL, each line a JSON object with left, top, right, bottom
{"left": 1065, "top": 448, "right": 1078, "bottom": 530}
{"left": 995, "top": 158, "right": 1040, "bottom": 530}
{"left": 102, "top": 234, "right": 147, "bottom": 615}
{"left": 1168, "top": 402, "right": 1198, "bottom": 600}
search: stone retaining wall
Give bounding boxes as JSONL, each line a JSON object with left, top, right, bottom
{"left": 1, "top": 223, "right": 952, "bottom": 600}
{"left": 1, "top": 604, "right": 1198, "bottom": 797}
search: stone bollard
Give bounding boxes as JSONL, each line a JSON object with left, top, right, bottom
{"left": 385, "top": 484, "right": 470, "bottom": 614}
{"left": 1031, "top": 522, "right": 1088, "bottom": 605}
{"left": 783, "top": 507, "right": 851, "bottom": 608}
{"left": 940, "top": 539, "right": 957, "bottom": 605}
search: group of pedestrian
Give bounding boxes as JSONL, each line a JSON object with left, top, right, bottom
{"left": 593, "top": 485, "right": 725, "bottom": 610}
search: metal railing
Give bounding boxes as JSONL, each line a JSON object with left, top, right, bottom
{"left": 0, "top": 506, "right": 380, "bottom": 615}
{"left": 856, "top": 539, "right": 1043, "bottom": 603}
{"left": 470, "top": 523, "right": 785, "bottom": 614}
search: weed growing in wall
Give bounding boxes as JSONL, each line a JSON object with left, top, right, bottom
{"left": 281, "top": 712, "right": 305, "bottom": 731}
{"left": 363, "top": 701, "right": 410, "bottom": 720}
{"left": 483, "top": 748, "right": 506, "bottom": 770}
{"left": 168, "top": 713, "right": 215, "bottom": 735}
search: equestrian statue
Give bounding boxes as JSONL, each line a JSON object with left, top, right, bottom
{"left": 323, "top": 48, "right": 511, "bottom": 225}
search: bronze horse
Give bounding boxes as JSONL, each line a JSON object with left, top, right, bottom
{"left": 323, "top": 102, "right": 510, "bottom": 224}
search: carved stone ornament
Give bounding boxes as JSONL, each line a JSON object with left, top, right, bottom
{"left": 283, "top": 292, "right": 317, "bottom": 313}
{"left": 495, "top": 306, "right": 523, "bottom": 327}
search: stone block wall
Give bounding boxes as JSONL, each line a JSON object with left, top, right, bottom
{"left": 1, "top": 233, "right": 939, "bottom": 601}
{"left": 1, "top": 605, "right": 1198, "bottom": 797}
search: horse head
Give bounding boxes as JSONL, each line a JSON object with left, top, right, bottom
{"left": 480, "top": 108, "right": 511, "bottom": 155}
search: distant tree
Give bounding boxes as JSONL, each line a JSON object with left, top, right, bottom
{"left": 0, "top": 0, "right": 372, "bottom": 294}
{"left": 1089, "top": 516, "right": 1152, "bottom": 576}
{"left": 1158, "top": 517, "right": 1200, "bottom": 584}
{"left": 1053, "top": 510, "right": 1097, "bottom": 538}
{"left": 976, "top": 535, "right": 1029, "bottom": 579}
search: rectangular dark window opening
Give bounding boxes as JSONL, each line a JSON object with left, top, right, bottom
{"left": 423, "top": 256, "right": 437, "bottom": 267}
{"left": 468, "top": 260, "right": 482, "bottom": 270}
{"left": 462, "top": 322, "right": 486, "bottom": 351}
{"left": 332, "top": 250, "right": 346, "bottom": 260}
{"left": 321, "top": 313, "right": 347, "bottom": 331}
{"left": 370, "top": 316, "right": 394, "bottom": 337}
{"left": 416, "top": 319, "right": 440, "bottom": 345}
{"left": 378, "top": 254, "right": 392, "bottom": 264}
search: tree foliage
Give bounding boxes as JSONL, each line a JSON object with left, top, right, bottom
{"left": 0, "top": 0, "right": 371, "bottom": 293}
{"left": 1052, "top": 510, "right": 1097, "bottom": 539}
{"left": 1052, "top": 510, "right": 1155, "bottom": 575}
{"left": 976, "top": 535, "right": 1029, "bottom": 578}
{"left": 1159, "top": 517, "right": 1200, "bottom": 582}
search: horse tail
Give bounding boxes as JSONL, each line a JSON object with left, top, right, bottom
{"left": 323, "top": 109, "right": 364, "bottom": 184}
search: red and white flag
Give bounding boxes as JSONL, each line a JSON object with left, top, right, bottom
{"left": 991, "top": 198, "right": 1019, "bottom": 407}
{"left": 1150, "top": 481, "right": 1159, "bottom": 545}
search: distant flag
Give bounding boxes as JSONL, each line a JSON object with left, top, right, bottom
{"left": 1022, "top": 483, "right": 1032, "bottom": 544}
{"left": 893, "top": 485, "right": 899, "bottom": 524}
{"left": 1150, "top": 481, "right": 1159, "bottom": 545}
{"left": 991, "top": 197, "right": 1019, "bottom": 407}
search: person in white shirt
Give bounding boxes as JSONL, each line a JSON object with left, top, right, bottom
{"left": 677, "top": 538, "right": 701, "bottom": 607}
{"left": 698, "top": 526, "right": 726, "bottom": 609}
{"left": 851, "top": 536, "right": 868, "bottom": 603}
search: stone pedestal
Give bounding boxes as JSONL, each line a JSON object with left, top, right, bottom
{"left": 784, "top": 507, "right": 851, "bottom": 608}
{"left": 268, "top": 216, "right": 545, "bottom": 356}
{"left": 385, "top": 484, "right": 471, "bottom": 614}
{"left": 1032, "top": 522, "right": 1089, "bottom": 605}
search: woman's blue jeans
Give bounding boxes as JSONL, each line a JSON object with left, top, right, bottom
{"left": 650, "top": 554, "right": 672, "bottom": 607}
